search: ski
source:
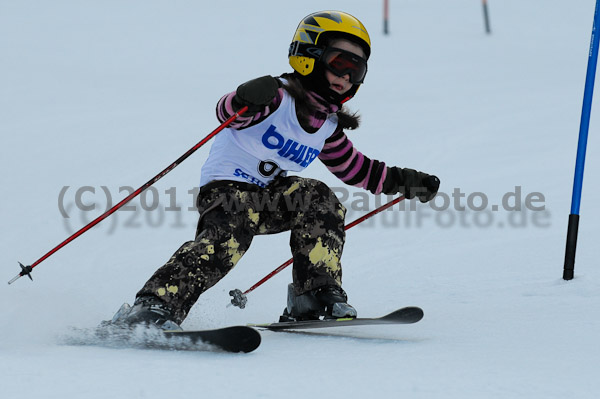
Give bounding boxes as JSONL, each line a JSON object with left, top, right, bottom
{"left": 162, "top": 326, "right": 261, "bottom": 353}
{"left": 251, "top": 306, "right": 423, "bottom": 331}
{"left": 65, "top": 325, "right": 261, "bottom": 353}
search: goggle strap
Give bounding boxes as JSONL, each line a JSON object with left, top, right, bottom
{"left": 289, "top": 42, "right": 324, "bottom": 59}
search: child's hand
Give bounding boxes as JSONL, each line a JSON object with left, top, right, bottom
{"left": 418, "top": 174, "right": 441, "bottom": 202}
{"left": 234, "top": 75, "right": 282, "bottom": 112}
{"left": 382, "top": 167, "right": 440, "bottom": 203}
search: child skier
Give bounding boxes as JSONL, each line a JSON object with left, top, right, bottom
{"left": 110, "top": 11, "right": 439, "bottom": 329}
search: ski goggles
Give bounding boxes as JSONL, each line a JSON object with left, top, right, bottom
{"left": 321, "top": 47, "right": 368, "bottom": 84}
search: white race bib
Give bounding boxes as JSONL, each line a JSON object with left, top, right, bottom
{"left": 200, "top": 88, "right": 338, "bottom": 187}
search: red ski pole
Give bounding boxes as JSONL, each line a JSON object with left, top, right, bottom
{"left": 229, "top": 195, "right": 406, "bottom": 308}
{"left": 8, "top": 106, "right": 248, "bottom": 285}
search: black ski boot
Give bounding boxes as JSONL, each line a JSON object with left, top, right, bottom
{"left": 280, "top": 283, "right": 358, "bottom": 322}
{"left": 106, "top": 295, "right": 182, "bottom": 331}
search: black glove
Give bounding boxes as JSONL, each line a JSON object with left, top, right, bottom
{"left": 233, "top": 75, "right": 282, "bottom": 113}
{"left": 382, "top": 167, "right": 440, "bottom": 203}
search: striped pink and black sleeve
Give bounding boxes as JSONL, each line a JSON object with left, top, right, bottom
{"left": 319, "top": 128, "right": 388, "bottom": 195}
{"left": 216, "top": 90, "right": 284, "bottom": 130}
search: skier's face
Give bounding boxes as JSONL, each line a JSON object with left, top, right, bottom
{"left": 323, "top": 39, "right": 366, "bottom": 94}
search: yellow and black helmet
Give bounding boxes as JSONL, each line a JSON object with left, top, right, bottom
{"left": 288, "top": 11, "right": 371, "bottom": 77}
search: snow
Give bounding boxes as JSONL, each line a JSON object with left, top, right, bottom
{"left": 1, "top": 0, "right": 600, "bottom": 398}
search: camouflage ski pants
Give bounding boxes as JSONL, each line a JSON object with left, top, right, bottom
{"left": 137, "top": 176, "right": 346, "bottom": 324}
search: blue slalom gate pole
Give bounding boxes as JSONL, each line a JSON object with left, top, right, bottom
{"left": 563, "top": 0, "right": 600, "bottom": 280}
